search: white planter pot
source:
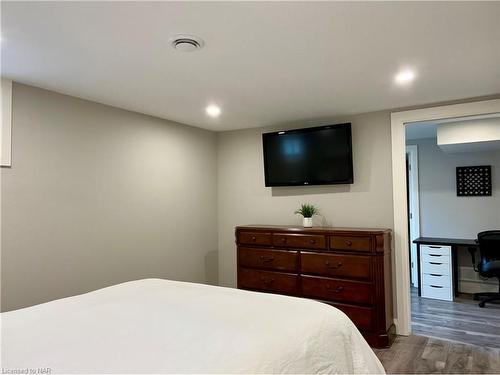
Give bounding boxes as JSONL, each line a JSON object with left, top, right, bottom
{"left": 303, "top": 217, "right": 313, "bottom": 228}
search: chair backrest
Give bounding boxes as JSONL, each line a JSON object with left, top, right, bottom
{"left": 477, "top": 231, "right": 500, "bottom": 268}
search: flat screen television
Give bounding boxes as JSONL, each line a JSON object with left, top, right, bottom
{"left": 262, "top": 123, "right": 353, "bottom": 186}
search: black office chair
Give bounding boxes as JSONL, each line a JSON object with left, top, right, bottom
{"left": 470, "top": 230, "right": 500, "bottom": 308}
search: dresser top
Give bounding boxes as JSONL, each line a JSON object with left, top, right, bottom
{"left": 236, "top": 224, "right": 391, "bottom": 234}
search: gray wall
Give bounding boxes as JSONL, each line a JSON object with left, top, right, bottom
{"left": 408, "top": 138, "right": 500, "bottom": 238}
{"left": 217, "top": 111, "right": 395, "bottom": 287}
{"left": 1, "top": 84, "right": 218, "bottom": 311}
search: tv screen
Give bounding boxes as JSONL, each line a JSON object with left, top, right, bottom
{"left": 262, "top": 123, "right": 353, "bottom": 186}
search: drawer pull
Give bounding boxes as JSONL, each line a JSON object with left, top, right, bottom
{"left": 326, "top": 285, "right": 344, "bottom": 293}
{"left": 260, "top": 278, "right": 275, "bottom": 286}
{"left": 310, "top": 239, "right": 316, "bottom": 244}
{"left": 325, "top": 261, "right": 343, "bottom": 269}
{"left": 259, "top": 255, "right": 275, "bottom": 263}
{"left": 251, "top": 236, "right": 257, "bottom": 241}
{"left": 430, "top": 274, "right": 442, "bottom": 277}
{"left": 430, "top": 285, "right": 443, "bottom": 288}
{"left": 429, "top": 262, "right": 442, "bottom": 265}
{"left": 429, "top": 246, "right": 442, "bottom": 248}
{"left": 429, "top": 254, "right": 442, "bottom": 257}
{"left": 345, "top": 240, "right": 353, "bottom": 246}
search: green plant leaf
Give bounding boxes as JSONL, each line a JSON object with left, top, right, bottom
{"left": 294, "top": 203, "right": 318, "bottom": 218}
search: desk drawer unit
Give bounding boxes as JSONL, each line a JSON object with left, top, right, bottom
{"left": 420, "top": 244, "right": 453, "bottom": 301}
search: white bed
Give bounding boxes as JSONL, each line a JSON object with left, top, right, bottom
{"left": 1, "top": 278, "right": 385, "bottom": 374}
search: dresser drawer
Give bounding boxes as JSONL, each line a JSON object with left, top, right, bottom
{"left": 421, "top": 260, "right": 451, "bottom": 275}
{"left": 301, "top": 252, "right": 371, "bottom": 280}
{"left": 421, "top": 245, "right": 451, "bottom": 257}
{"left": 421, "top": 284, "right": 452, "bottom": 301}
{"left": 238, "top": 232, "right": 272, "bottom": 246}
{"left": 330, "top": 302, "right": 374, "bottom": 331}
{"left": 330, "top": 235, "right": 371, "bottom": 252}
{"left": 238, "top": 269, "right": 299, "bottom": 295}
{"left": 273, "top": 233, "right": 326, "bottom": 249}
{"left": 238, "top": 247, "right": 298, "bottom": 272}
{"left": 422, "top": 273, "right": 452, "bottom": 288}
{"left": 302, "top": 276, "right": 372, "bottom": 304}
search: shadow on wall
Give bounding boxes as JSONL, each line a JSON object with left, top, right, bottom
{"left": 271, "top": 184, "right": 351, "bottom": 197}
{"left": 205, "top": 250, "right": 219, "bottom": 286}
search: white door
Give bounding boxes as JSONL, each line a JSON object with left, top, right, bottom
{"left": 406, "top": 145, "right": 420, "bottom": 288}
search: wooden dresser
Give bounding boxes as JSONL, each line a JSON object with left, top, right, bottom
{"left": 236, "top": 225, "right": 394, "bottom": 348}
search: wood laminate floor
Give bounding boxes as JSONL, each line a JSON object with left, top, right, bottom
{"left": 374, "top": 334, "right": 500, "bottom": 374}
{"left": 411, "top": 287, "right": 500, "bottom": 349}
{"left": 374, "top": 288, "right": 500, "bottom": 374}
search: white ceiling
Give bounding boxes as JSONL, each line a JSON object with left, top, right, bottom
{"left": 2, "top": 2, "right": 500, "bottom": 131}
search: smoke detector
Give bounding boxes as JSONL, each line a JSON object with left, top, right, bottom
{"left": 170, "top": 35, "right": 204, "bottom": 52}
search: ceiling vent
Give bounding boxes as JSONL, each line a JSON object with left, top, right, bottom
{"left": 170, "top": 35, "right": 204, "bottom": 52}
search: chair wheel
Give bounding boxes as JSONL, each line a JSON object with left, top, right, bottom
{"left": 479, "top": 301, "right": 486, "bottom": 308}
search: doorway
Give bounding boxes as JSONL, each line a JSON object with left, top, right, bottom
{"left": 403, "top": 116, "right": 500, "bottom": 348}
{"left": 390, "top": 98, "right": 500, "bottom": 336}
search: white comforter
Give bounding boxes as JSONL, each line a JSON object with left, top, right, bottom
{"left": 1, "top": 279, "right": 385, "bottom": 374}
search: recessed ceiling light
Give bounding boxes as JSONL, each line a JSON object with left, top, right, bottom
{"left": 206, "top": 104, "right": 221, "bottom": 118}
{"left": 395, "top": 69, "right": 416, "bottom": 85}
{"left": 170, "top": 34, "right": 204, "bottom": 52}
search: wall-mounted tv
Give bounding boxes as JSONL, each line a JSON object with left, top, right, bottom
{"left": 262, "top": 123, "right": 353, "bottom": 187}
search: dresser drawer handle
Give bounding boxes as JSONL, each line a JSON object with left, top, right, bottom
{"left": 260, "top": 278, "right": 275, "bottom": 286}
{"left": 345, "top": 240, "right": 352, "bottom": 246}
{"left": 430, "top": 274, "right": 442, "bottom": 277}
{"left": 326, "top": 285, "right": 344, "bottom": 293}
{"left": 429, "top": 246, "right": 442, "bottom": 249}
{"left": 309, "top": 239, "right": 316, "bottom": 244}
{"left": 259, "top": 255, "right": 275, "bottom": 263}
{"left": 251, "top": 236, "right": 257, "bottom": 241}
{"left": 429, "top": 254, "right": 442, "bottom": 257}
{"left": 429, "top": 262, "right": 442, "bottom": 265}
{"left": 430, "top": 285, "right": 443, "bottom": 288}
{"left": 325, "top": 261, "right": 343, "bottom": 269}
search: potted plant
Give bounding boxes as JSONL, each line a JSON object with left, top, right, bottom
{"left": 294, "top": 204, "right": 319, "bottom": 228}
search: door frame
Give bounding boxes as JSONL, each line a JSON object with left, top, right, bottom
{"left": 405, "top": 144, "right": 420, "bottom": 287}
{"left": 391, "top": 98, "right": 500, "bottom": 335}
